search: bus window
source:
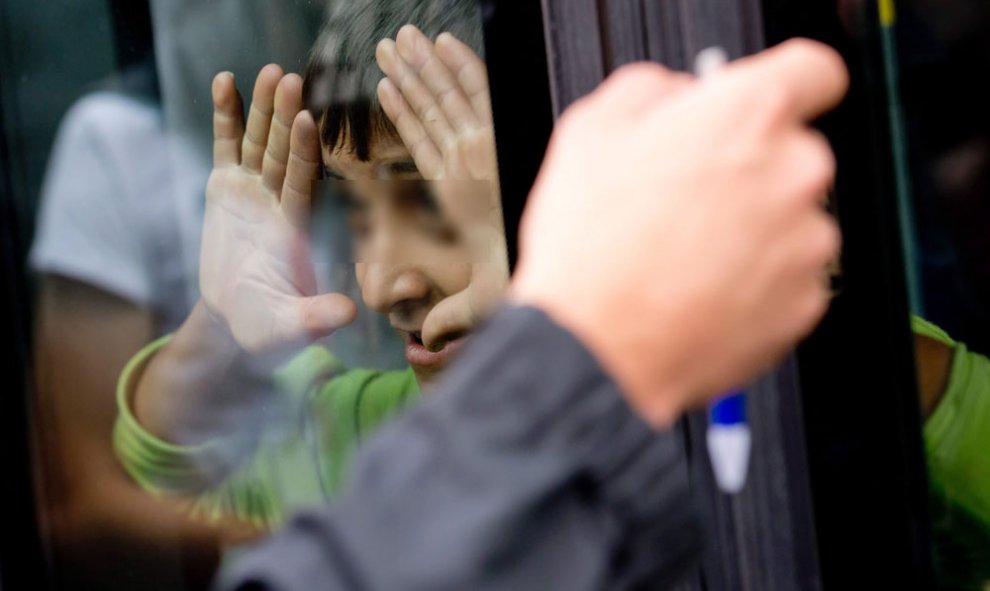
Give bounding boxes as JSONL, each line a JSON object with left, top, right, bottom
{"left": 1, "top": 1, "right": 524, "bottom": 588}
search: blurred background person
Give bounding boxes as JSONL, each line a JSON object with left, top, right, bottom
{"left": 27, "top": 1, "right": 332, "bottom": 588}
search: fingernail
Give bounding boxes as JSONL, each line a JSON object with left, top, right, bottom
{"left": 376, "top": 39, "right": 395, "bottom": 70}
{"left": 398, "top": 24, "right": 427, "bottom": 58}
{"left": 377, "top": 78, "right": 397, "bottom": 106}
{"left": 212, "top": 72, "right": 233, "bottom": 102}
{"left": 213, "top": 71, "right": 234, "bottom": 87}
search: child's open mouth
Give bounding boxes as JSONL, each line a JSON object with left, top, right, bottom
{"left": 404, "top": 331, "right": 468, "bottom": 368}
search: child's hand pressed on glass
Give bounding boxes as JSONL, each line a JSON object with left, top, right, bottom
{"left": 376, "top": 26, "right": 508, "bottom": 338}
{"left": 203, "top": 65, "right": 356, "bottom": 354}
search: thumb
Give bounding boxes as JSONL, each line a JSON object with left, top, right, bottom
{"left": 298, "top": 293, "right": 358, "bottom": 338}
{"left": 420, "top": 289, "right": 474, "bottom": 352}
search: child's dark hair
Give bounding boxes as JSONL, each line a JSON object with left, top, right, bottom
{"left": 303, "top": 0, "right": 484, "bottom": 163}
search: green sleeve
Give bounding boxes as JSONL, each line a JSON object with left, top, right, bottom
{"left": 913, "top": 317, "right": 990, "bottom": 526}
{"left": 113, "top": 336, "right": 347, "bottom": 528}
{"left": 311, "top": 366, "right": 419, "bottom": 494}
{"left": 112, "top": 336, "right": 223, "bottom": 495}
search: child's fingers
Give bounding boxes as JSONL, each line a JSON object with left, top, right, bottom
{"left": 377, "top": 78, "right": 443, "bottom": 177}
{"left": 396, "top": 25, "right": 479, "bottom": 133}
{"left": 263, "top": 74, "right": 304, "bottom": 196}
{"left": 376, "top": 38, "right": 454, "bottom": 151}
{"left": 281, "top": 110, "right": 321, "bottom": 229}
{"left": 212, "top": 72, "right": 244, "bottom": 168}
{"left": 298, "top": 293, "right": 358, "bottom": 339}
{"left": 241, "top": 64, "right": 284, "bottom": 173}
{"left": 436, "top": 32, "right": 492, "bottom": 124}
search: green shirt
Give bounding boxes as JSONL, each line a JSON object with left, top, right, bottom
{"left": 914, "top": 317, "right": 990, "bottom": 527}
{"left": 913, "top": 317, "right": 990, "bottom": 587}
{"left": 116, "top": 320, "right": 990, "bottom": 540}
{"left": 113, "top": 336, "right": 419, "bottom": 529}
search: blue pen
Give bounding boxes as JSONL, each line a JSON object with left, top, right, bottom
{"left": 707, "top": 391, "right": 751, "bottom": 494}
{"left": 693, "top": 46, "right": 752, "bottom": 494}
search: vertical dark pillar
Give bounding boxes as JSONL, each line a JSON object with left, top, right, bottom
{"left": 537, "top": 1, "right": 823, "bottom": 589}
{"left": 0, "top": 8, "right": 46, "bottom": 584}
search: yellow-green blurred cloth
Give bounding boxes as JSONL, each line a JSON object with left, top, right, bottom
{"left": 913, "top": 317, "right": 990, "bottom": 524}
{"left": 912, "top": 316, "right": 990, "bottom": 588}
{"left": 113, "top": 336, "right": 418, "bottom": 529}
{"left": 115, "top": 320, "right": 990, "bottom": 576}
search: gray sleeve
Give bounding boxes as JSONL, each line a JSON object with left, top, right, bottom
{"left": 219, "top": 306, "right": 703, "bottom": 591}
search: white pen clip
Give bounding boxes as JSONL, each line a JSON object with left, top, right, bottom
{"left": 694, "top": 46, "right": 729, "bottom": 79}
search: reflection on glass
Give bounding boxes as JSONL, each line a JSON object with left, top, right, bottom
{"left": 866, "top": 0, "right": 990, "bottom": 587}
{"left": 312, "top": 178, "right": 507, "bottom": 384}
{"left": 25, "top": 0, "right": 503, "bottom": 588}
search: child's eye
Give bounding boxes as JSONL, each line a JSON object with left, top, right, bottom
{"left": 346, "top": 212, "right": 372, "bottom": 241}
{"left": 413, "top": 206, "right": 459, "bottom": 245}
{"left": 385, "top": 160, "right": 420, "bottom": 178}
{"left": 392, "top": 183, "right": 458, "bottom": 244}
{"left": 323, "top": 165, "right": 346, "bottom": 180}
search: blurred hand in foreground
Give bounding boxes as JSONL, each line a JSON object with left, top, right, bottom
{"left": 512, "top": 39, "right": 848, "bottom": 426}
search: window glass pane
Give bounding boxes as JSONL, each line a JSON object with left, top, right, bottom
{"left": 1, "top": 1, "right": 508, "bottom": 587}
{"left": 874, "top": 0, "right": 990, "bottom": 586}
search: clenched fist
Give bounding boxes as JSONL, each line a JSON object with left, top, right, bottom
{"left": 513, "top": 39, "right": 848, "bottom": 426}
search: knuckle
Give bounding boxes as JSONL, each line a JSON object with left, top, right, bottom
{"left": 600, "top": 62, "right": 681, "bottom": 109}
{"left": 438, "top": 87, "right": 463, "bottom": 114}
{"left": 824, "top": 217, "right": 842, "bottom": 256}
{"left": 213, "top": 108, "right": 236, "bottom": 127}
{"left": 244, "top": 128, "right": 265, "bottom": 148}
{"left": 206, "top": 172, "right": 223, "bottom": 196}
{"left": 285, "top": 163, "right": 315, "bottom": 192}
{"left": 265, "top": 137, "right": 289, "bottom": 163}
{"left": 779, "top": 38, "right": 823, "bottom": 60}
{"left": 780, "top": 38, "right": 845, "bottom": 78}
{"left": 421, "top": 103, "right": 442, "bottom": 125}
{"left": 282, "top": 179, "right": 304, "bottom": 202}
{"left": 609, "top": 62, "right": 670, "bottom": 88}
{"left": 264, "top": 154, "right": 287, "bottom": 177}
{"left": 263, "top": 146, "right": 279, "bottom": 166}
{"left": 250, "top": 101, "right": 273, "bottom": 118}
{"left": 263, "top": 174, "right": 283, "bottom": 194}
{"left": 272, "top": 112, "right": 294, "bottom": 133}
{"left": 808, "top": 213, "right": 841, "bottom": 263}
{"left": 413, "top": 134, "right": 436, "bottom": 154}
{"left": 760, "top": 82, "right": 796, "bottom": 120}
{"left": 289, "top": 149, "right": 320, "bottom": 169}
{"left": 803, "top": 134, "right": 836, "bottom": 192}
{"left": 557, "top": 96, "right": 599, "bottom": 134}
{"left": 390, "top": 108, "right": 412, "bottom": 131}
{"left": 798, "top": 287, "right": 830, "bottom": 333}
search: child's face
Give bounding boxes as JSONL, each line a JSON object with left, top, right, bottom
{"left": 323, "top": 135, "right": 508, "bottom": 385}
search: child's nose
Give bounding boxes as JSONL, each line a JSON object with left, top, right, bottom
{"left": 360, "top": 263, "right": 433, "bottom": 318}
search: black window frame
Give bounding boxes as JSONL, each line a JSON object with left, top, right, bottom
{"left": 0, "top": 1, "right": 940, "bottom": 589}
{"left": 764, "top": 0, "right": 937, "bottom": 587}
